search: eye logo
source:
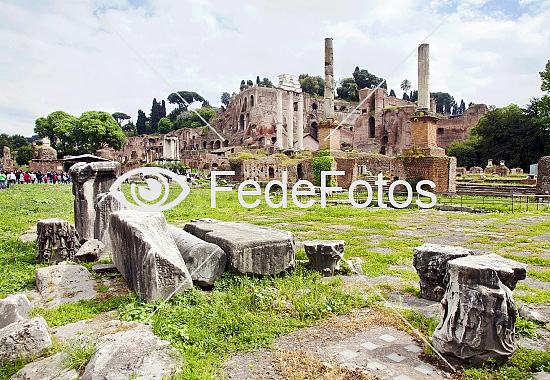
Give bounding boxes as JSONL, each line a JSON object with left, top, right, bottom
{"left": 109, "top": 167, "right": 190, "bottom": 212}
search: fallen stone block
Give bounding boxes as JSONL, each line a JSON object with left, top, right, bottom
{"left": 167, "top": 224, "right": 226, "bottom": 287}
{"left": 81, "top": 323, "right": 181, "bottom": 379}
{"left": 184, "top": 218, "right": 295, "bottom": 276}
{"left": 11, "top": 352, "right": 78, "bottom": 380}
{"left": 74, "top": 239, "right": 105, "bottom": 262}
{"left": 36, "top": 219, "right": 80, "bottom": 264}
{"left": 91, "top": 263, "right": 118, "bottom": 274}
{"left": 35, "top": 263, "right": 97, "bottom": 308}
{"left": 303, "top": 240, "right": 345, "bottom": 276}
{"left": 413, "top": 243, "right": 472, "bottom": 301}
{"left": 95, "top": 192, "right": 125, "bottom": 254}
{"left": 518, "top": 302, "right": 550, "bottom": 324}
{"left": 0, "top": 316, "right": 52, "bottom": 362}
{"left": 110, "top": 211, "right": 192, "bottom": 302}
{"left": 0, "top": 294, "right": 31, "bottom": 329}
{"left": 432, "top": 255, "right": 518, "bottom": 363}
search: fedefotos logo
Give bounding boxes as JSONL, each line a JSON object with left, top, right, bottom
{"left": 109, "top": 167, "right": 437, "bottom": 212}
{"left": 211, "top": 171, "right": 437, "bottom": 209}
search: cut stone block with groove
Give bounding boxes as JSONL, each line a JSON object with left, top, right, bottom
{"left": 184, "top": 218, "right": 295, "bottom": 276}
{"left": 110, "top": 211, "right": 192, "bottom": 302}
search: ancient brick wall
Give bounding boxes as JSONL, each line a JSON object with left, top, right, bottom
{"left": 436, "top": 104, "right": 488, "bottom": 150}
{"left": 391, "top": 156, "right": 456, "bottom": 193}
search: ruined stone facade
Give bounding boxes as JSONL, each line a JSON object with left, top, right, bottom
{"left": 352, "top": 87, "right": 487, "bottom": 155}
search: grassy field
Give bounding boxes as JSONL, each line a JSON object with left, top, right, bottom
{"left": 0, "top": 183, "right": 549, "bottom": 379}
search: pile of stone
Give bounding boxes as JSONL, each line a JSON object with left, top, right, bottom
{"left": 413, "top": 243, "right": 528, "bottom": 363}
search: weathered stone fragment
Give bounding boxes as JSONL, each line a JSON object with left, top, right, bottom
{"left": 35, "top": 263, "right": 97, "bottom": 308}
{"left": 0, "top": 316, "right": 52, "bottom": 361}
{"left": 432, "top": 255, "right": 519, "bottom": 363}
{"left": 518, "top": 302, "right": 550, "bottom": 324}
{"left": 109, "top": 211, "right": 192, "bottom": 302}
{"left": 184, "top": 218, "right": 295, "bottom": 276}
{"left": 91, "top": 263, "right": 118, "bottom": 274}
{"left": 0, "top": 294, "right": 31, "bottom": 329}
{"left": 467, "top": 253, "right": 527, "bottom": 290}
{"left": 11, "top": 352, "right": 78, "bottom": 380}
{"left": 167, "top": 224, "right": 226, "bottom": 287}
{"left": 70, "top": 161, "right": 121, "bottom": 241}
{"left": 74, "top": 238, "right": 105, "bottom": 262}
{"left": 413, "top": 243, "right": 472, "bottom": 301}
{"left": 81, "top": 323, "right": 180, "bottom": 379}
{"left": 94, "top": 192, "right": 125, "bottom": 253}
{"left": 303, "top": 240, "right": 345, "bottom": 276}
{"left": 36, "top": 219, "right": 80, "bottom": 263}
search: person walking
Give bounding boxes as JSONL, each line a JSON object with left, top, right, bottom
{"left": 8, "top": 171, "right": 16, "bottom": 187}
{"left": 0, "top": 171, "right": 6, "bottom": 189}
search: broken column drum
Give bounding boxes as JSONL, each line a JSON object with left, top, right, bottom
{"left": 412, "top": 243, "right": 472, "bottom": 301}
{"left": 303, "top": 240, "right": 345, "bottom": 276}
{"left": 432, "top": 254, "right": 526, "bottom": 363}
{"left": 36, "top": 218, "right": 80, "bottom": 263}
{"left": 69, "top": 161, "right": 121, "bottom": 241}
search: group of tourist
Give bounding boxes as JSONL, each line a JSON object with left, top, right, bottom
{"left": 0, "top": 170, "right": 71, "bottom": 189}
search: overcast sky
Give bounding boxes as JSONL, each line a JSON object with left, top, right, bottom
{"left": 1, "top": 0, "right": 549, "bottom": 137}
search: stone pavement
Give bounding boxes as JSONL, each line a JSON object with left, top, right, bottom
{"left": 224, "top": 309, "right": 452, "bottom": 379}
{"left": 319, "top": 326, "right": 448, "bottom": 379}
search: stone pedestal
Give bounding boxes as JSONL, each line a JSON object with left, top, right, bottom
{"left": 317, "top": 120, "right": 340, "bottom": 151}
{"left": 537, "top": 156, "right": 550, "bottom": 195}
{"left": 413, "top": 243, "right": 472, "bottom": 301}
{"left": 432, "top": 254, "right": 527, "bottom": 363}
{"left": 303, "top": 240, "right": 345, "bottom": 276}
{"left": 36, "top": 219, "right": 80, "bottom": 263}
{"left": 69, "top": 161, "right": 121, "bottom": 241}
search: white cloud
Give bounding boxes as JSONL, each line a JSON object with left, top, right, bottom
{"left": 0, "top": 0, "right": 549, "bottom": 136}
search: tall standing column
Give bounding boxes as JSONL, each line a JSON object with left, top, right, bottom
{"left": 276, "top": 89, "right": 283, "bottom": 149}
{"left": 418, "top": 43, "right": 430, "bottom": 110}
{"left": 324, "top": 37, "right": 335, "bottom": 120}
{"left": 287, "top": 92, "right": 294, "bottom": 148}
{"left": 297, "top": 93, "right": 304, "bottom": 150}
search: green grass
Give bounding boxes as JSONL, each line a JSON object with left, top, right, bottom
{"left": 31, "top": 297, "right": 134, "bottom": 327}
{"left": 462, "top": 348, "right": 550, "bottom": 379}
{"left": 119, "top": 268, "right": 367, "bottom": 379}
{"left": 2, "top": 184, "right": 550, "bottom": 379}
{"left": 62, "top": 334, "right": 96, "bottom": 373}
{"left": 514, "top": 284, "right": 550, "bottom": 304}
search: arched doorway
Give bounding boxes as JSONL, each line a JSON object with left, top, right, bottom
{"left": 310, "top": 122, "right": 318, "bottom": 140}
{"left": 369, "top": 117, "right": 375, "bottom": 138}
{"left": 269, "top": 167, "right": 274, "bottom": 178}
{"left": 214, "top": 140, "right": 221, "bottom": 149}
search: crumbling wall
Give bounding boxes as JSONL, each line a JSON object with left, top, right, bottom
{"left": 537, "top": 156, "right": 550, "bottom": 194}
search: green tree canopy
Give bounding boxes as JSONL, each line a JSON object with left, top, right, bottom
{"left": 299, "top": 74, "right": 324, "bottom": 97}
{"left": 167, "top": 91, "right": 205, "bottom": 110}
{"left": 447, "top": 130, "right": 481, "bottom": 168}
{"left": 389, "top": 89, "right": 396, "bottom": 97}
{"left": 475, "top": 104, "right": 545, "bottom": 170}
{"left": 157, "top": 117, "right": 173, "bottom": 134}
{"left": 136, "top": 110, "right": 147, "bottom": 135}
{"left": 431, "top": 92, "right": 457, "bottom": 114}
{"left": 400, "top": 79, "right": 411, "bottom": 94}
{"left": 173, "top": 107, "right": 216, "bottom": 130}
{"left": 74, "top": 111, "right": 125, "bottom": 153}
{"left": 353, "top": 67, "right": 386, "bottom": 90}
{"left": 15, "top": 145, "right": 34, "bottom": 166}
{"left": 260, "top": 77, "right": 274, "bottom": 88}
{"left": 34, "top": 110, "right": 78, "bottom": 156}
{"left": 221, "top": 92, "right": 231, "bottom": 106}
{"left": 111, "top": 112, "right": 131, "bottom": 126}
{"left": 336, "top": 77, "right": 359, "bottom": 102}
